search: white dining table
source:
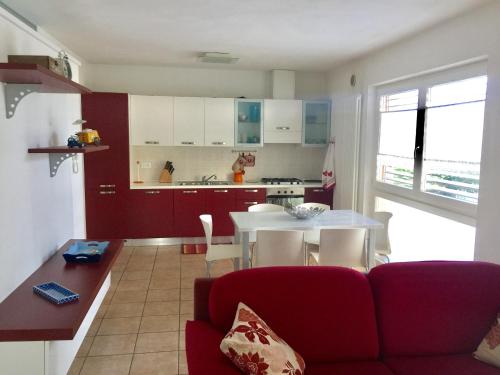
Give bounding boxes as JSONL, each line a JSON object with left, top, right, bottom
{"left": 230, "top": 209, "right": 383, "bottom": 270}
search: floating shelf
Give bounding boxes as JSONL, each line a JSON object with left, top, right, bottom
{"left": 0, "top": 63, "right": 92, "bottom": 119}
{"left": 28, "top": 145, "right": 109, "bottom": 177}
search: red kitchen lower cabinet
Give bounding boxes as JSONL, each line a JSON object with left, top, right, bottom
{"left": 234, "top": 188, "right": 266, "bottom": 212}
{"left": 304, "top": 187, "right": 334, "bottom": 208}
{"left": 173, "top": 189, "right": 207, "bottom": 237}
{"left": 128, "top": 190, "right": 174, "bottom": 238}
{"left": 86, "top": 188, "right": 129, "bottom": 239}
{"left": 206, "top": 189, "right": 236, "bottom": 236}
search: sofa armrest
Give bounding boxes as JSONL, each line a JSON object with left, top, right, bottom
{"left": 194, "top": 278, "right": 215, "bottom": 321}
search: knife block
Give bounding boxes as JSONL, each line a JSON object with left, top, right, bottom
{"left": 159, "top": 169, "right": 172, "bottom": 183}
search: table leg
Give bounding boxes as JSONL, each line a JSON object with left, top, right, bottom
{"left": 367, "top": 228, "right": 376, "bottom": 270}
{"left": 241, "top": 232, "right": 250, "bottom": 269}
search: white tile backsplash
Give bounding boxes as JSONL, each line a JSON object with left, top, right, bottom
{"left": 130, "top": 144, "right": 326, "bottom": 183}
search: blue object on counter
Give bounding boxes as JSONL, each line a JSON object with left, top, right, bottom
{"left": 63, "top": 241, "right": 109, "bottom": 263}
{"left": 33, "top": 282, "right": 80, "bottom": 305}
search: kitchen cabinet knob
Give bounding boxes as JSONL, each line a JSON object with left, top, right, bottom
{"left": 276, "top": 126, "right": 290, "bottom": 130}
{"left": 181, "top": 141, "right": 195, "bottom": 145}
{"left": 313, "top": 189, "right": 324, "bottom": 192}
{"left": 99, "top": 184, "right": 116, "bottom": 188}
{"left": 145, "top": 141, "right": 159, "bottom": 145}
{"left": 214, "top": 189, "right": 228, "bottom": 193}
{"left": 244, "top": 189, "right": 259, "bottom": 193}
{"left": 145, "top": 190, "right": 160, "bottom": 194}
{"left": 244, "top": 201, "right": 259, "bottom": 205}
{"left": 212, "top": 141, "right": 226, "bottom": 145}
{"left": 99, "top": 191, "right": 116, "bottom": 195}
{"left": 183, "top": 190, "right": 198, "bottom": 194}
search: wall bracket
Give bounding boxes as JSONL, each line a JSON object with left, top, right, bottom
{"left": 4, "top": 84, "right": 40, "bottom": 118}
{"left": 48, "top": 152, "right": 76, "bottom": 177}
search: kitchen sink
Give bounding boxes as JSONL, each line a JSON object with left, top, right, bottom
{"left": 178, "top": 180, "right": 231, "bottom": 186}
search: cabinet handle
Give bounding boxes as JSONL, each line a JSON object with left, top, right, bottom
{"left": 244, "top": 201, "right": 259, "bottom": 205}
{"left": 313, "top": 189, "right": 324, "bottom": 192}
{"left": 181, "top": 141, "right": 195, "bottom": 145}
{"left": 99, "top": 184, "right": 116, "bottom": 188}
{"left": 145, "top": 190, "right": 160, "bottom": 194}
{"left": 276, "top": 126, "right": 290, "bottom": 130}
{"left": 212, "top": 141, "right": 226, "bottom": 145}
{"left": 99, "top": 191, "right": 116, "bottom": 195}
{"left": 183, "top": 190, "right": 198, "bottom": 194}
{"left": 214, "top": 189, "right": 228, "bottom": 193}
{"left": 244, "top": 189, "right": 259, "bottom": 193}
{"left": 145, "top": 141, "right": 159, "bottom": 145}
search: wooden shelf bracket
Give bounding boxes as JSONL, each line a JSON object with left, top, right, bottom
{"left": 4, "top": 84, "right": 40, "bottom": 118}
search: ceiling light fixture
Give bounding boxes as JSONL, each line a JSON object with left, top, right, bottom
{"left": 198, "top": 52, "right": 239, "bottom": 64}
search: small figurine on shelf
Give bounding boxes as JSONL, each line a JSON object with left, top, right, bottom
{"left": 58, "top": 50, "right": 72, "bottom": 80}
{"left": 67, "top": 135, "right": 83, "bottom": 148}
{"left": 77, "top": 128, "right": 101, "bottom": 146}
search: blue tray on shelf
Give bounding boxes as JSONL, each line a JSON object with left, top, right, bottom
{"left": 33, "top": 282, "right": 80, "bottom": 305}
{"left": 63, "top": 241, "right": 109, "bottom": 263}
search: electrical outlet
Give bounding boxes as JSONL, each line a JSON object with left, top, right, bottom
{"left": 140, "top": 161, "right": 152, "bottom": 169}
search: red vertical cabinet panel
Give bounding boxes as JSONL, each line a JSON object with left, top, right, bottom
{"left": 173, "top": 189, "right": 207, "bottom": 237}
{"left": 82, "top": 93, "right": 130, "bottom": 239}
{"left": 128, "top": 189, "right": 174, "bottom": 239}
{"left": 206, "top": 189, "right": 236, "bottom": 236}
{"left": 304, "top": 187, "right": 334, "bottom": 208}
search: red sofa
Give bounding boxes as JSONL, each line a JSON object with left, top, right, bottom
{"left": 186, "top": 261, "right": 500, "bottom": 374}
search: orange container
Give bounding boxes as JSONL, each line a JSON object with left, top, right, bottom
{"left": 233, "top": 171, "right": 244, "bottom": 183}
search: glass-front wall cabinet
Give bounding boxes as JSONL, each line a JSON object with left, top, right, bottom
{"left": 235, "top": 99, "right": 264, "bottom": 147}
{"left": 302, "top": 101, "right": 331, "bottom": 146}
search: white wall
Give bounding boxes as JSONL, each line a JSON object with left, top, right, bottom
{"left": 0, "top": 10, "right": 85, "bottom": 301}
{"left": 82, "top": 63, "right": 328, "bottom": 100}
{"left": 327, "top": 1, "right": 500, "bottom": 263}
{"left": 130, "top": 144, "right": 325, "bottom": 183}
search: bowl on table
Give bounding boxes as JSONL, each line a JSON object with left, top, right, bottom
{"left": 284, "top": 205, "right": 325, "bottom": 220}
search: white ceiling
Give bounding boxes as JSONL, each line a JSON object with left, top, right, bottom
{"left": 3, "top": 0, "right": 491, "bottom": 72}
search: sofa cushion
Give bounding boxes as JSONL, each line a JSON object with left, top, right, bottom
{"left": 186, "top": 320, "right": 241, "bottom": 375}
{"left": 209, "top": 266, "right": 379, "bottom": 363}
{"left": 369, "top": 261, "right": 500, "bottom": 356}
{"left": 474, "top": 312, "right": 500, "bottom": 368}
{"left": 306, "top": 361, "right": 395, "bottom": 374}
{"left": 220, "top": 302, "right": 305, "bottom": 375}
{"left": 384, "top": 353, "right": 500, "bottom": 375}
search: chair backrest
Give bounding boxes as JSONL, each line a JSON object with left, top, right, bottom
{"left": 318, "top": 228, "right": 367, "bottom": 268}
{"left": 373, "top": 211, "right": 392, "bottom": 254}
{"left": 254, "top": 230, "right": 305, "bottom": 267}
{"left": 199, "top": 214, "right": 213, "bottom": 260}
{"left": 297, "top": 202, "right": 330, "bottom": 211}
{"left": 248, "top": 203, "right": 284, "bottom": 212}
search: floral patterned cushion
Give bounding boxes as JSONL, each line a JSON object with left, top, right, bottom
{"left": 220, "top": 302, "right": 305, "bottom": 375}
{"left": 474, "top": 313, "right": 500, "bottom": 368}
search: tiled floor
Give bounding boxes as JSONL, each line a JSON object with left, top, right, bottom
{"left": 68, "top": 245, "right": 234, "bottom": 375}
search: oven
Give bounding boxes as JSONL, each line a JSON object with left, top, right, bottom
{"left": 266, "top": 187, "right": 305, "bottom": 207}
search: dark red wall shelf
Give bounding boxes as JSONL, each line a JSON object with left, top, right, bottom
{"left": 0, "top": 63, "right": 91, "bottom": 94}
{"left": 0, "top": 239, "right": 124, "bottom": 341}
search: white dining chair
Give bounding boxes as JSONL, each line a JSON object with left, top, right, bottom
{"left": 199, "top": 215, "right": 242, "bottom": 277}
{"left": 308, "top": 228, "right": 367, "bottom": 271}
{"left": 248, "top": 203, "right": 284, "bottom": 212}
{"left": 373, "top": 211, "right": 393, "bottom": 264}
{"left": 297, "top": 203, "right": 331, "bottom": 249}
{"left": 253, "top": 230, "right": 305, "bottom": 267}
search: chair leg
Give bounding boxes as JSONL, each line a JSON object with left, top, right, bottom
{"left": 232, "top": 258, "right": 240, "bottom": 271}
{"left": 205, "top": 261, "right": 212, "bottom": 278}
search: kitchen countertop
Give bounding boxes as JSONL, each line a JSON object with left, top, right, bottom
{"left": 130, "top": 181, "right": 324, "bottom": 190}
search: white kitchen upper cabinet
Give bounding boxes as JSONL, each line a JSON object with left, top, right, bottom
{"left": 263, "top": 99, "right": 303, "bottom": 143}
{"left": 173, "top": 97, "right": 205, "bottom": 146}
{"left": 129, "top": 95, "right": 174, "bottom": 146}
{"left": 302, "top": 101, "right": 331, "bottom": 146}
{"left": 235, "top": 99, "right": 264, "bottom": 147}
{"left": 204, "top": 98, "right": 234, "bottom": 147}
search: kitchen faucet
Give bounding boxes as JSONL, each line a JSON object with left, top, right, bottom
{"left": 202, "top": 174, "right": 217, "bottom": 182}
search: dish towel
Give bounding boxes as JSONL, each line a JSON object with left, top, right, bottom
{"left": 322, "top": 140, "right": 336, "bottom": 190}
